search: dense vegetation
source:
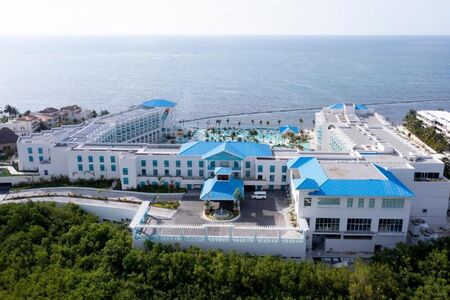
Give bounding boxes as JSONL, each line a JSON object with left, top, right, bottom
{"left": 13, "top": 175, "right": 116, "bottom": 190}
{"left": 403, "top": 109, "right": 450, "bottom": 153}
{"left": 0, "top": 202, "right": 448, "bottom": 299}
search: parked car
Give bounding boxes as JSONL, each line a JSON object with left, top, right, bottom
{"left": 251, "top": 191, "right": 267, "bottom": 199}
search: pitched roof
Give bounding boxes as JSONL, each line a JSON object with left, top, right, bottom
{"left": 200, "top": 177, "right": 244, "bottom": 201}
{"left": 0, "top": 127, "right": 18, "bottom": 144}
{"left": 39, "top": 107, "right": 59, "bottom": 114}
{"left": 141, "top": 99, "right": 177, "bottom": 108}
{"left": 177, "top": 141, "right": 273, "bottom": 158}
{"left": 60, "top": 105, "right": 81, "bottom": 111}
{"left": 287, "top": 157, "right": 414, "bottom": 197}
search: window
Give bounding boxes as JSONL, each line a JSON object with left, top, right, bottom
{"left": 27, "top": 147, "right": 33, "bottom": 154}
{"left": 100, "top": 165, "right": 105, "bottom": 172}
{"left": 318, "top": 198, "right": 340, "bottom": 206}
{"left": 89, "top": 164, "right": 94, "bottom": 171}
{"left": 29, "top": 156, "right": 34, "bottom": 162}
{"left": 233, "top": 161, "right": 239, "bottom": 168}
{"left": 88, "top": 156, "right": 93, "bottom": 163}
{"left": 187, "top": 170, "right": 192, "bottom": 177}
{"left": 176, "top": 160, "right": 180, "bottom": 168}
{"left": 347, "top": 198, "right": 353, "bottom": 208}
{"left": 369, "top": 199, "right": 375, "bottom": 208}
{"left": 99, "top": 156, "right": 104, "bottom": 163}
{"left": 123, "top": 177, "right": 129, "bottom": 185}
{"left": 246, "top": 161, "right": 251, "bottom": 168}
{"left": 210, "top": 161, "right": 216, "bottom": 168}
{"left": 141, "top": 160, "right": 146, "bottom": 167}
{"left": 210, "top": 172, "right": 214, "bottom": 177}
{"left": 304, "top": 198, "right": 312, "bottom": 207}
{"left": 142, "top": 169, "right": 147, "bottom": 176}
{"left": 414, "top": 172, "right": 439, "bottom": 181}
{"left": 78, "top": 164, "right": 83, "bottom": 171}
{"left": 270, "top": 175, "right": 275, "bottom": 182}
{"left": 38, "top": 147, "right": 43, "bottom": 154}
{"left": 187, "top": 160, "right": 192, "bottom": 168}
{"left": 165, "top": 169, "right": 169, "bottom": 176}
{"left": 358, "top": 198, "right": 364, "bottom": 208}
{"left": 164, "top": 160, "right": 169, "bottom": 168}
{"left": 122, "top": 168, "right": 128, "bottom": 175}
{"left": 282, "top": 165, "right": 287, "bottom": 173}
{"left": 176, "top": 169, "right": 181, "bottom": 176}
{"left": 378, "top": 219, "right": 403, "bottom": 232}
{"left": 153, "top": 169, "right": 158, "bottom": 176}
{"left": 347, "top": 218, "right": 371, "bottom": 232}
{"left": 270, "top": 165, "right": 275, "bottom": 173}
{"left": 382, "top": 198, "right": 404, "bottom": 208}
{"left": 258, "top": 165, "right": 263, "bottom": 172}
{"left": 44, "top": 170, "right": 48, "bottom": 176}
{"left": 422, "top": 209, "right": 428, "bottom": 214}
{"left": 153, "top": 160, "right": 158, "bottom": 167}
{"left": 77, "top": 155, "right": 82, "bottom": 162}
{"left": 245, "top": 170, "right": 250, "bottom": 178}
{"left": 140, "top": 181, "right": 146, "bottom": 188}
{"left": 199, "top": 170, "right": 204, "bottom": 177}
{"left": 111, "top": 165, "right": 116, "bottom": 172}
{"left": 315, "top": 218, "right": 340, "bottom": 231}
{"left": 110, "top": 156, "right": 116, "bottom": 163}
{"left": 39, "top": 156, "right": 44, "bottom": 162}
{"left": 199, "top": 161, "right": 204, "bottom": 168}
{"left": 282, "top": 175, "right": 287, "bottom": 182}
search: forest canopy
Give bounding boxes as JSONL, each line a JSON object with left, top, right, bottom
{"left": 0, "top": 202, "right": 448, "bottom": 299}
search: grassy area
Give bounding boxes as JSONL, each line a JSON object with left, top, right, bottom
{"left": 152, "top": 201, "right": 180, "bottom": 210}
{"left": 13, "top": 176, "right": 116, "bottom": 190}
{"left": 123, "top": 183, "right": 186, "bottom": 193}
{"left": 0, "top": 168, "right": 11, "bottom": 177}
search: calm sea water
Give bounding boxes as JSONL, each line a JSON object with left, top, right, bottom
{"left": 0, "top": 36, "right": 449, "bottom": 127}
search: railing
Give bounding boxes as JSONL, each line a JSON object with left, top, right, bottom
{"left": 141, "top": 234, "right": 304, "bottom": 244}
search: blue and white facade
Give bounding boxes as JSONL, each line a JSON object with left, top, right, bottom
{"left": 288, "top": 156, "right": 414, "bottom": 252}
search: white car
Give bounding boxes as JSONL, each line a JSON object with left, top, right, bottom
{"left": 251, "top": 191, "right": 267, "bottom": 199}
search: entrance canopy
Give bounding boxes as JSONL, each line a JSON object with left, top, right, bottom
{"left": 200, "top": 177, "right": 244, "bottom": 201}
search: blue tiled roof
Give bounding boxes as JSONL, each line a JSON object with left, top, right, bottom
{"left": 178, "top": 141, "right": 273, "bottom": 158}
{"left": 200, "top": 177, "right": 244, "bottom": 201}
{"left": 141, "top": 99, "right": 177, "bottom": 108}
{"left": 279, "top": 125, "right": 299, "bottom": 134}
{"left": 355, "top": 104, "right": 368, "bottom": 110}
{"left": 287, "top": 157, "right": 415, "bottom": 197}
{"left": 329, "top": 103, "right": 344, "bottom": 109}
{"left": 214, "top": 167, "right": 232, "bottom": 176}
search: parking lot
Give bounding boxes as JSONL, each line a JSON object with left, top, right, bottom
{"left": 145, "top": 190, "right": 292, "bottom": 237}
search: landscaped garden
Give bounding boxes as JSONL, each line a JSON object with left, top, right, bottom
{"left": 12, "top": 175, "right": 116, "bottom": 190}
{"left": 152, "top": 201, "right": 180, "bottom": 210}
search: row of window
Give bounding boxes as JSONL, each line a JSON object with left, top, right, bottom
{"left": 77, "top": 155, "right": 116, "bottom": 164}
{"left": 315, "top": 218, "right": 403, "bottom": 232}
{"left": 257, "top": 165, "right": 288, "bottom": 173}
{"left": 305, "top": 197, "right": 405, "bottom": 209}
{"left": 78, "top": 164, "right": 116, "bottom": 172}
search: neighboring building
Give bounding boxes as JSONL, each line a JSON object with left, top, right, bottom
{"left": 2, "top": 115, "right": 40, "bottom": 136}
{"left": 315, "top": 103, "right": 450, "bottom": 225}
{"left": 60, "top": 105, "right": 92, "bottom": 122}
{"left": 0, "top": 127, "right": 18, "bottom": 153}
{"left": 35, "top": 107, "right": 61, "bottom": 127}
{"left": 288, "top": 156, "right": 414, "bottom": 253}
{"left": 417, "top": 110, "right": 450, "bottom": 140}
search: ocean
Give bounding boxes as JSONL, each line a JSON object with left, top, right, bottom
{"left": 0, "top": 36, "right": 449, "bottom": 127}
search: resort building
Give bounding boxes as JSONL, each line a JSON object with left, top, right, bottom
{"left": 288, "top": 156, "right": 414, "bottom": 253}
{"left": 417, "top": 110, "right": 450, "bottom": 140}
{"left": 314, "top": 103, "right": 450, "bottom": 225}
{"left": 2, "top": 114, "right": 40, "bottom": 136}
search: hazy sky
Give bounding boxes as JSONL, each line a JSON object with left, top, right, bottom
{"left": 0, "top": 0, "right": 449, "bottom": 35}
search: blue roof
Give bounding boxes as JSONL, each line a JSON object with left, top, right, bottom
{"left": 200, "top": 177, "right": 244, "bottom": 201}
{"left": 355, "top": 104, "right": 368, "bottom": 110}
{"left": 329, "top": 103, "right": 344, "bottom": 109}
{"left": 279, "top": 125, "right": 299, "bottom": 134}
{"left": 287, "top": 157, "right": 415, "bottom": 197}
{"left": 178, "top": 141, "right": 273, "bottom": 158}
{"left": 141, "top": 99, "right": 177, "bottom": 108}
{"left": 214, "top": 167, "right": 232, "bottom": 176}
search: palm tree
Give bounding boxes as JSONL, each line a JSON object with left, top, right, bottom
{"left": 226, "top": 118, "right": 230, "bottom": 127}
{"left": 266, "top": 121, "right": 270, "bottom": 129}
{"left": 251, "top": 119, "right": 255, "bottom": 127}
{"left": 237, "top": 121, "right": 241, "bottom": 128}
{"left": 299, "top": 118, "right": 304, "bottom": 127}
{"left": 259, "top": 120, "right": 263, "bottom": 127}
{"left": 3, "top": 105, "right": 19, "bottom": 118}
{"left": 277, "top": 119, "right": 281, "bottom": 127}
